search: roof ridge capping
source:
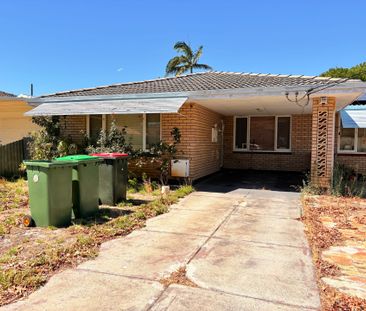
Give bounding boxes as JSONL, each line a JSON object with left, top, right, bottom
{"left": 41, "top": 71, "right": 212, "bottom": 97}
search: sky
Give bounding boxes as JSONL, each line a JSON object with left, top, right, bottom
{"left": 0, "top": 0, "right": 365, "bottom": 96}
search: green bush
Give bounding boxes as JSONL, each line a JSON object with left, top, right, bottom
{"left": 28, "top": 116, "right": 78, "bottom": 160}
{"left": 86, "top": 121, "right": 132, "bottom": 154}
{"left": 331, "top": 163, "right": 366, "bottom": 197}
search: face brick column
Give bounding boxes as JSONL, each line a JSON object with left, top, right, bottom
{"left": 310, "top": 96, "right": 336, "bottom": 188}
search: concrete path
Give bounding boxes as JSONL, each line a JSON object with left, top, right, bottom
{"left": 2, "top": 188, "right": 320, "bottom": 311}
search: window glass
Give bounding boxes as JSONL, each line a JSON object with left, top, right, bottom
{"left": 108, "top": 114, "right": 143, "bottom": 149}
{"left": 250, "top": 117, "right": 275, "bottom": 150}
{"left": 235, "top": 117, "right": 247, "bottom": 149}
{"left": 277, "top": 117, "right": 291, "bottom": 150}
{"left": 89, "top": 115, "right": 102, "bottom": 141}
{"left": 339, "top": 127, "right": 355, "bottom": 151}
{"left": 146, "top": 114, "right": 161, "bottom": 148}
{"left": 357, "top": 128, "right": 366, "bottom": 152}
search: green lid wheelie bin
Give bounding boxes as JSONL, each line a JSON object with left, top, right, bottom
{"left": 24, "top": 160, "right": 74, "bottom": 227}
{"left": 55, "top": 155, "right": 102, "bottom": 218}
{"left": 90, "top": 153, "right": 129, "bottom": 206}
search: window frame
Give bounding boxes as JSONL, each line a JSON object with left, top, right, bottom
{"left": 337, "top": 117, "right": 366, "bottom": 154}
{"left": 86, "top": 113, "right": 161, "bottom": 151}
{"left": 233, "top": 115, "right": 292, "bottom": 153}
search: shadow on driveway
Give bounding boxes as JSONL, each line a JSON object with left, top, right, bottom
{"left": 195, "top": 169, "right": 305, "bottom": 193}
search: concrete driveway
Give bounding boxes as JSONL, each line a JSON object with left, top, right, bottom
{"left": 2, "top": 174, "right": 320, "bottom": 311}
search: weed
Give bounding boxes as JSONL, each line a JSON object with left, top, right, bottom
{"left": 332, "top": 163, "right": 366, "bottom": 198}
{"left": 134, "top": 210, "right": 146, "bottom": 220}
{"left": 174, "top": 185, "right": 195, "bottom": 198}
{"left": 76, "top": 235, "right": 94, "bottom": 247}
{"left": 0, "top": 181, "right": 194, "bottom": 306}
{"left": 0, "top": 247, "right": 21, "bottom": 264}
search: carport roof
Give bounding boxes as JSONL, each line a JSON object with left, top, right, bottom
{"left": 40, "top": 71, "right": 355, "bottom": 98}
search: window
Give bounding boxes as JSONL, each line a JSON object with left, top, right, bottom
{"left": 108, "top": 114, "right": 144, "bottom": 149}
{"left": 100, "top": 113, "right": 161, "bottom": 150}
{"left": 358, "top": 129, "right": 366, "bottom": 152}
{"left": 338, "top": 121, "right": 366, "bottom": 153}
{"left": 233, "top": 116, "right": 291, "bottom": 152}
{"left": 339, "top": 127, "right": 355, "bottom": 151}
{"left": 146, "top": 114, "right": 161, "bottom": 148}
{"left": 250, "top": 117, "right": 275, "bottom": 150}
{"left": 277, "top": 117, "right": 291, "bottom": 150}
{"left": 234, "top": 117, "right": 248, "bottom": 149}
{"left": 89, "top": 115, "right": 103, "bottom": 141}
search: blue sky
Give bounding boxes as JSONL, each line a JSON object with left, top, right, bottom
{"left": 0, "top": 0, "right": 365, "bottom": 96}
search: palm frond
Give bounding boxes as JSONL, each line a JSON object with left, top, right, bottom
{"left": 193, "top": 63, "right": 213, "bottom": 71}
{"left": 175, "top": 65, "right": 190, "bottom": 76}
{"left": 165, "top": 56, "right": 186, "bottom": 75}
{"left": 192, "top": 46, "right": 203, "bottom": 64}
{"left": 166, "top": 42, "right": 212, "bottom": 75}
{"left": 173, "top": 41, "right": 193, "bottom": 59}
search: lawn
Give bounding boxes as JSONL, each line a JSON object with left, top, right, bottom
{"left": 302, "top": 194, "right": 366, "bottom": 310}
{"left": 0, "top": 178, "right": 194, "bottom": 306}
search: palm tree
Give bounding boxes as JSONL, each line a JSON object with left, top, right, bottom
{"left": 165, "top": 41, "right": 212, "bottom": 76}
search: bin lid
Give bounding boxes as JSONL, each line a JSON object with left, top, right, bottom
{"left": 23, "top": 160, "right": 75, "bottom": 168}
{"left": 90, "top": 152, "right": 129, "bottom": 159}
{"left": 55, "top": 154, "right": 102, "bottom": 163}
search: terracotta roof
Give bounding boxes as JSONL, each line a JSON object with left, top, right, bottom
{"left": 0, "top": 90, "right": 15, "bottom": 97}
{"left": 42, "top": 71, "right": 353, "bottom": 98}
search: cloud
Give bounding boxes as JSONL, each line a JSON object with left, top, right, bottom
{"left": 117, "top": 67, "right": 123, "bottom": 72}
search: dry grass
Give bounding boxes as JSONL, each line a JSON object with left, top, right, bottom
{"left": 0, "top": 179, "right": 194, "bottom": 306}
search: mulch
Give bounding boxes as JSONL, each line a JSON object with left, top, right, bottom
{"left": 302, "top": 195, "right": 366, "bottom": 310}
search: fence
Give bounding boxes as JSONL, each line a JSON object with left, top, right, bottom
{"left": 0, "top": 138, "right": 30, "bottom": 177}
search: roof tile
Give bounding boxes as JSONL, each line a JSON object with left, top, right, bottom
{"left": 42, "top": 71, "right": 352, "bottom": 98}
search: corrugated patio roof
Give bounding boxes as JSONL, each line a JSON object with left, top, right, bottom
{"left": 41, "top": 71, "right": 354, "bottom": 98}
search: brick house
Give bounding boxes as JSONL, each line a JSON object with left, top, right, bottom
{"left": 26, "top": 72, "right": 366, "bottom": 187}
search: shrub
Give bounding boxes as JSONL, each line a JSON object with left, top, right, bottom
{"left": 331, "top": 163, "right": 366, "bottom": 197}
{"left": 86, "top": 121, "right": 133, "bottom": 154}
{"left": 301, "top": 172, "right": 325, "bottom": 196}
{"left": 28, "top": 116, "right": 78, "bottom": 160}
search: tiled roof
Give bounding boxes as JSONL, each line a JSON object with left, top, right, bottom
{"left": 42, "top": 71, "right": 353, "bottom": 98}
{"left": 0, "top": 90, "right": 15, "bottom": 97}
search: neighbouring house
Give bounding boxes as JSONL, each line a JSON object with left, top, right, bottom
{"left": 25, "top": 71, "right": 366, "bottom": 187}
{"left": 335, "top": 103, "right": 366, "bottom": 173}
{"left": 0, "top": 91, "right": 40, "bottom": 145}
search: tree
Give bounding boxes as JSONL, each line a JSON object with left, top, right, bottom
{"left": 320, "top": 62, "right": 366, "bottom": 81}
{"left": 165, "top": 41, "right": 212, "bottom": 76}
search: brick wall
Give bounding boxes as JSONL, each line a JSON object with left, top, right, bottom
{"left": 59, "top": 102, "right": 224, "bottom": 181}
{"left": 223, "top": 114, "right": 312, "bottom": 172}
{"left": 60, "top": 115, "right": 86, "bottom": 144}
{"left": 334, "top": 113, "right": 366, "bottom": 174}
{"left": 162, "top": 102, "right": 223, "bottom": 180}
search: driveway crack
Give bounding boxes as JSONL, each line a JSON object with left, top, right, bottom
{"left": 186, "top": 199, "right": 242, "bottom": 265}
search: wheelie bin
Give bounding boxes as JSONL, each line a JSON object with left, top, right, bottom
{"left": 23, "top": 160, "right": 74, "bottom": 227}
{"left": 55, "top": 155, "right": 102, "bottom": 218}
{"left": 90, "top": 153, "right": 128, "bottom": 205}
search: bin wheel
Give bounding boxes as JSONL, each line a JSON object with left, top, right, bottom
{"left": 23, "top": 215, "right": 34, "bottom": 227}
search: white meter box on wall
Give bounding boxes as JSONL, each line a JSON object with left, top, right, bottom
{"left": 171, "top": 159, "right": 189, "bottom": 177}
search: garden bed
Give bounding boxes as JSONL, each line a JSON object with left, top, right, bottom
{"left": 302, "top": 194, "right": 366, "bottom": 310}
{"left": 0, "top": 178, "right": 193, "bottom": 306}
